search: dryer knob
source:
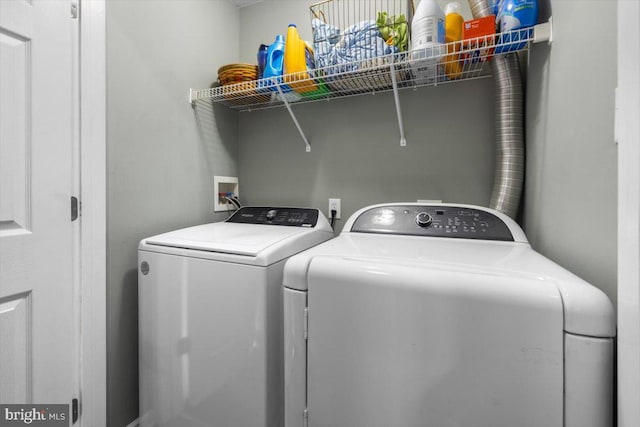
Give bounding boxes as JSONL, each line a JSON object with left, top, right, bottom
{"left": 415, "top": 212, "right": 433, "bottom": 228}
{"left": 266, "top": 209, "right": 277, "bottom": 221}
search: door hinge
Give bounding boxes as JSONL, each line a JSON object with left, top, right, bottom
{"left": 303, "top": 307, "right": 309, "bottom": 340}
{"left": 71, "top": 196, "right": 79, "bottom": 221}
{"left": 71, "top": 398, "right": 79, "bottom": 424}
{"left": 70, "top": 0, "right": 78, "bottom": 19}
{"left": 303, "top": 408, "right": 309, "bottom": 427}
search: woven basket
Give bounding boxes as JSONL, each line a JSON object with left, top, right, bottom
{"left": 217, "top": 63, "right": 258, "bottom": 85}
{"left": 217, "top": 64, "right": 270, "bottom": 107}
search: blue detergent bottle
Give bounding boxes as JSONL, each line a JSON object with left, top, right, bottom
{"left": 257, "top": 44, "right": 269, "bottom": 79}
{"left": 498, "top": 0, "right": 537, "bottom": 32}
{"left": 496, "top": 0, "right": 537, "bottom": 52}
{"left": 260, "top": 35, "right": 291, "bottom": 92}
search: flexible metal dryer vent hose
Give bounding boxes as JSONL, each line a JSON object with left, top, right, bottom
{"left": 469, "top": 0, "right": 525, "bottom": 219}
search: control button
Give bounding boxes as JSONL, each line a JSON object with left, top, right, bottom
{"left": 415, "top": 212, "right": 433, "bottom": 228}
{"left": 266, "top": 209, "right": 277, "bottom": 220}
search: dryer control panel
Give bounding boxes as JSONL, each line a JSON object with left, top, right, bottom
{"left": 226, "top": 206, "right": 319, "bottom": 227}
{"left": 350, "top": 205, "right": 514, "bottom": 241}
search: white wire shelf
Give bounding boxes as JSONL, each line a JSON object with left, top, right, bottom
{"left": 192, "top": 24, "right": 549, "bottom": 110}
{"left": 190, "top": 21, "right": 551, "bottom": 151}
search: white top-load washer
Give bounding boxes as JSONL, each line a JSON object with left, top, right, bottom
{"left": 138, "top": 207, "right": 333, "bottom": 427}
{"left": 283, "top": 203, "right": 615, "bottom": 427}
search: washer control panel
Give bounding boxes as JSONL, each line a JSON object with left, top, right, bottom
{"left": 350, "top": 205, "right": 514, "bottom": 241}
{"left": 226, "top": 206, "right": 319, "bottom": 227}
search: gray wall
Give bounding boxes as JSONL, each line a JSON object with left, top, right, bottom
{"left": 238, "top": 81, "right": 497, "bottom": 222}
{"left": 106, "top": 1, "right": 239, "bottom": 425}
{"left": 524, "top": 0, "right": 617, "bottom": 305}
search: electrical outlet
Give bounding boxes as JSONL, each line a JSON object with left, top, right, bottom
{"left": 329, "top": 198, "right": 341, "bottom": 219}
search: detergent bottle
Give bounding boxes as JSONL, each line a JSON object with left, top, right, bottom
{"left": 489, "top": 0, "right": 502, "bottom": 15}
{"left": 300, "top": 41, "right": 330, "bottom": 98}
{"left": 284, "top": 24, "right": 327, "bottom": 95}
{"left": 443, "top": 2, "right": 463, "bottom": 79}
{"left": 257, "top": 43, "right": 269, "bottom": 79}
{"left": 261, "top": 35, "right": 290, "bottom": 92}
{"left": 410, "top": 0, "right": 445, "bottom": 84}
{"left": 498, "top": 0, "right": 537, "bottom": 32}
{"left": 496, "top": 0, "right": 537, "bottom": 52}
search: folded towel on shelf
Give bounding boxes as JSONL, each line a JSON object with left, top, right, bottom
{"left": 312, "top": 18, "right": 341, "bottom": 69}
{"left": 312, "top": 18, "right": 397, "bottom": 75}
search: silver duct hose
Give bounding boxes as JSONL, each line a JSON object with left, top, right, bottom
{"left": 469, "top": 0, "right": 525, "bottom": 219}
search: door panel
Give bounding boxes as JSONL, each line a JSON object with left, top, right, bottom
{"left": 0, "top": 0, "right": 76, "bottom": 407}
{"left": 307, "top": 257, "right": 564, "bottom": 427}
{"left": 0, "top": 28, "right": 30, "bottom": 235}
{"left": 0, "top": 293, "right": 31, "bottom": 403}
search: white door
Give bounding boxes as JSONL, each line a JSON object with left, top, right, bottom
{"left": 617, "top": 0, "right": 640, "bottom": 425}
{"left": 0, "top": 0, "right": 78, "bottom": 413}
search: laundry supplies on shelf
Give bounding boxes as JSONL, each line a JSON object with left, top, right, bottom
{"left": 444, "top": 2, "right": 464, "bottom": 79}
{"left": 260, "top": 34, "right": 293, "bottom": 93}
{"left": 410, "top": 0, "right": 446, "bottom": 84}
{"left": 495, "top": 0, "right": 538, "bottom": 52}
{"left": 284, "top": 24, "right": 329, "bottom": 98}
{"left": 190, "top": 1, "right": 552, "bottom": 116}
{"left": 310, "top": 0, "right": 411, "bottom": 93}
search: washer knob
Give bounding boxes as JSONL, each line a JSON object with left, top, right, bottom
{"left": 415, "top": 212, "right": 433, "bottom": 228}
{"left": 266, "top": 209, "right": 277, "bottom": 221}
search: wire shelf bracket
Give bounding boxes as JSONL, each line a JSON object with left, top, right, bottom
{"left": 533, "top": 18, "right": 552, "bottom": 45}
{"left": 390, "top": 62, "right": 407, "bottom": 147}
{"left": 276, "top": 84, "right": 311, "bottom": 152}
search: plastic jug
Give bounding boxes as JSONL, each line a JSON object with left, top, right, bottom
{"left": 498, "top": 0, "right": 537, "bottom": 32}
{"left": 284, "top": 24, "right": 326, "bottom": 95}
{"left": 411, "top": 0, "right": 445, "bottom": 84}
{"left": 257, "top": 44, "right": 269, "bottom": 79}
{"left": 496, "top": 0, "right": 537, "bottom": 52}
{"left": 411, "top": 0, "right": 445, "bottom": 57}
{"left": 443, "top": 2, "right": 463, "bottom": 79}
{"left": 261, "top": 35, "right": 290, "bottom": 92}
{"left": 300, "top": 41, "right": 329, "bottom": 98}
{"left": 489, "top": 0, "right": 502, "bottom": 15}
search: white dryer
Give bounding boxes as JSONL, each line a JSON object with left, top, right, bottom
{"left": 283, "top": 203, "right": 615, "bottom": 427}
{"left": 138, "top": 207, "right": 333, "bottom": 427}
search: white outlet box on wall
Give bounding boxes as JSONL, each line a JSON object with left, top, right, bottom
{"left": 214, "top": 176, "right": 239, "bottom": 212}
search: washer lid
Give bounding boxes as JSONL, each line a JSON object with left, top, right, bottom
{"left": 141, "top": 207, "right": 333, "bottom": 263}
{"left": 144, "top": 222, "right": 315, "bottom": 256}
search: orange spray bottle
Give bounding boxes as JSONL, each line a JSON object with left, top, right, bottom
{"left": 444, "top": 2, "right": 464, "bottom": 79}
